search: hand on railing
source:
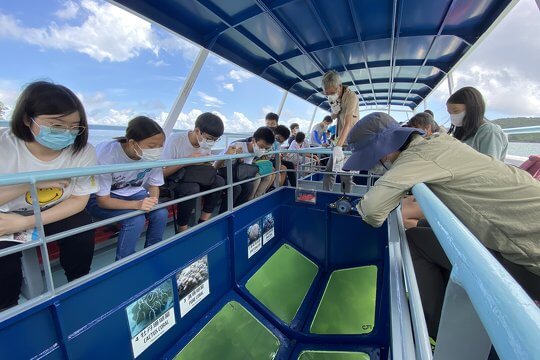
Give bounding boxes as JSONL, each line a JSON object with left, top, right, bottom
{"left": 137, "top": 197, "right": 159, "bottom": 212}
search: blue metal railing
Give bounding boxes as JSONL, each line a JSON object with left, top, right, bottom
{"left": 502, "top": 125, "right": 540, "bottom": 135}
{"left": 412, "top": 183, "right": 540, "bottom": 360}
{"left": 1, "top": 145, "right": 539, "bottom": 359}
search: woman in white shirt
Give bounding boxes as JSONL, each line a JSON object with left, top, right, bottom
{"left": 87, "top": 116, "right": 168, "bottom": 260}
{"left": 0, "top": 81, "right": 98, "bottom": 310}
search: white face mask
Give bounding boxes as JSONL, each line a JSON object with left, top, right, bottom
{"left": 198, "top": 136, "right": 215, "bottom": 150}
{"left": 327, "top": 93, "right": 339, "bottom": 103}
{"left": 252, "top": 142, "right": 266, "bottom": 157}
{"left": 135, "top": 144, "right": 163, "bottom": 161}
{"left": 450, "top": 111, "right": 466, "bottom": 127}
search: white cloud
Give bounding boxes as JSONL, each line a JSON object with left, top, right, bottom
{"left": 228, "top": 112, "right": 257, "bottom": 132}
{"left": 0, "top": 80, "right": 20, "bottom": 107}
{"left": 170, "top": 109, "right": 255, "bottom": 133}
{"left": 214, "top": 57, "right": 229, "bottom": 66}
{"left": 451, "top": 66, "right": 540, "bottom": 117}
{"left": 223, "top": 83, "right": 234, "bottom": 92}
{"left": 284, "top": 117, "right": 312, "bottom": 133}
{"left": 158, "top": 34, "right": 199, "bottom": 61}
{"left": 148, "top": 59, "right": 169, "bottom": 67}
{"left": 229, "top": 69, "right": 254, "bottom": 83}
{"left": 0, "top": 80, "right": 22, "bottom": 120}
{"left": 88, "top": 108, "right": 137, "bottom": 126}
{"left": 0, "top": 0, "right": 198, "bottom": 62}
{"left": 54, "top": 1, "right": 80, "bottom": 20}
{"left": 0, "top": 1, "right": 158, "bottom": 62}
{"left": 197, "top": 91, "right": 224, "bottom": 107}
{"left": 424, "top": 0, "right": 540, "bottom": 119}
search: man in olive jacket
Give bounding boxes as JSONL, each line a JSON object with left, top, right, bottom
{"left": 343, "top": 112, "right": 540, "bottom": 339}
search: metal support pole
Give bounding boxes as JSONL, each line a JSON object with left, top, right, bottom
{"left": 29, "top": 182, "right": 55, "bottom": 295}
{"left": 277, "top": 90, "right": 288, "bottom": 116}
{"left": 423, "top": 98, "right": 428, "bottom": 111}
{"left": 307, "top": 106, "right": 318, "bottom": 136}
{"left": 226, "top": 159, "right": 234, "bottom": 212}
{"left": 447, "top": 73, "right": 454, "bottom": 96}
{"left": 274, "top": 153, "right": 281, "bottom": 189}
{"left": 163, "top": 48, "right": 209, "bottom": 135}
{"left": 434, "top": 272, "right": 491, "bottom": 360}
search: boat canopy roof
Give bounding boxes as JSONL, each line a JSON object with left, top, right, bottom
{"left": 114, "top": 0, "right": 514, "bottom": 111}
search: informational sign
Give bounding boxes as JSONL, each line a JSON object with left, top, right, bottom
{"left": 296, "top": 188, "right": 317, "bottom": 204}
{"left": 247, "top": 221, "right": 262, "bottom": 258}
{"left": 126, "top": 280, "right": 175, "bottom": 358}
{"left": 262, "top": 213, "right": 275, "bottom": 245}
{"left": 176, "top": 255, "right": 210, "bottom": 317}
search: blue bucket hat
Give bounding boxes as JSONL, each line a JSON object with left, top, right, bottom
{"left": 343, "top": 112, "right": 424, "bottom": 171}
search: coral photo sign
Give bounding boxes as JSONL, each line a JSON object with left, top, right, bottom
{"left": 126, "top": 280, "right": 176, "bottom": 358}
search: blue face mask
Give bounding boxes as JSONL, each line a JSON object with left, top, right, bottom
{"left": 32, "top": 121, "right": 77, "bottom": 151}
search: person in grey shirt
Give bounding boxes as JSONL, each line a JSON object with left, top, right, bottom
{"left": 446, "top": 86, "right": 508, "bottom": 161}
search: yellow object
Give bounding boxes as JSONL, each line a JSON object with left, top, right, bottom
{"left": 25, "top": 187, "right": 64, "bottom": 206}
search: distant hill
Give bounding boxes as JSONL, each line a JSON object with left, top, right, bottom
{"left": 491, "top": 117, "right": 540, "bottom": 143}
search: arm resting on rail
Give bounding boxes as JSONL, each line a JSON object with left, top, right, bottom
{"left": 0, "top": 194, "right": 89, "bottom": 235}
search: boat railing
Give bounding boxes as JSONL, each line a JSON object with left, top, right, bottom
{"left": 411, "top": 184, "right": 540, "bottom": 360}
{"left": 501, "top": 125, "right": 540, "bottom": 135}
{"left": 1, "top": 146, "right": 539, "bottom": 360}
{"left": 0, "top": 149, "right": 366, "bottom": 321}
{"left": 0, "top": 152, "right": 274, "bottom": 322}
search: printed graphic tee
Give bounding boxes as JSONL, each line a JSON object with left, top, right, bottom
{"left": 95, "top": 141, "right": 164, "bottom": 197}
{"left": 0, "top": 128, "right": 98, "bottom": 242}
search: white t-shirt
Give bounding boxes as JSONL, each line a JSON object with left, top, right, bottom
{"left": 221, "top": 141, "right": 254, "bottom": 164}
{"left": 95, "top": 141, "right": 164, "bottom": 197}
{"left": 163, "top": 131, "right": 211, "bottom": 160}
{"left": 286, "top": 140, "right": 309, "bottom": 163}
{"left": 0, "top": 129, "right": 98, "bottom": 242}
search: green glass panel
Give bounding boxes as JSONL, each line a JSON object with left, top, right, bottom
{"left": 310, "top": 266, "right": 377, "bottom": 335}
{"left": 246, "top": 244, "right": 319, "bottom": 324}
{"left": 174, "top": 301, "right": 280, "bottom": 360}
{"left": 298, "top": 350, "right": 371, "bottom": 360}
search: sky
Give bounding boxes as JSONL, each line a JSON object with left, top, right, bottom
{"left": 0, "top": 0, "right": 539, "bottom": 133}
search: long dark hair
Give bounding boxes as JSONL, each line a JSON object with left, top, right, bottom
{"left": 116, "top": 116, "right": 164, "bottom": 143}
{"left": 446, "top": 86, "right": 486, "bottom": 141}
{"left": 11, "top": 81, "right": 89, "bottom": 153}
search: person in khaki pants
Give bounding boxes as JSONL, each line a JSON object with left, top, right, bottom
{"left": 320, "top": 70, "right": 359, "bottom": 192}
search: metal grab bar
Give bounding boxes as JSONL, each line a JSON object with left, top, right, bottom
{"left": 412, "top": 183, "right": 540, "bottom": 360}
{"left": 501, "top": 125, "right": 540, "bottom": 135}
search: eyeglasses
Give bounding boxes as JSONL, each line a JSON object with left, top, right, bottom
{"left": 32, "top": 118, "right": 86, "bottom": 136}
{"left": 202, "top": 132, "right": 220, "bottom": 142}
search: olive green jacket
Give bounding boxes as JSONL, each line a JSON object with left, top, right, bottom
{"left": 359, "top": 134, "right": 540, "bottom": 275}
